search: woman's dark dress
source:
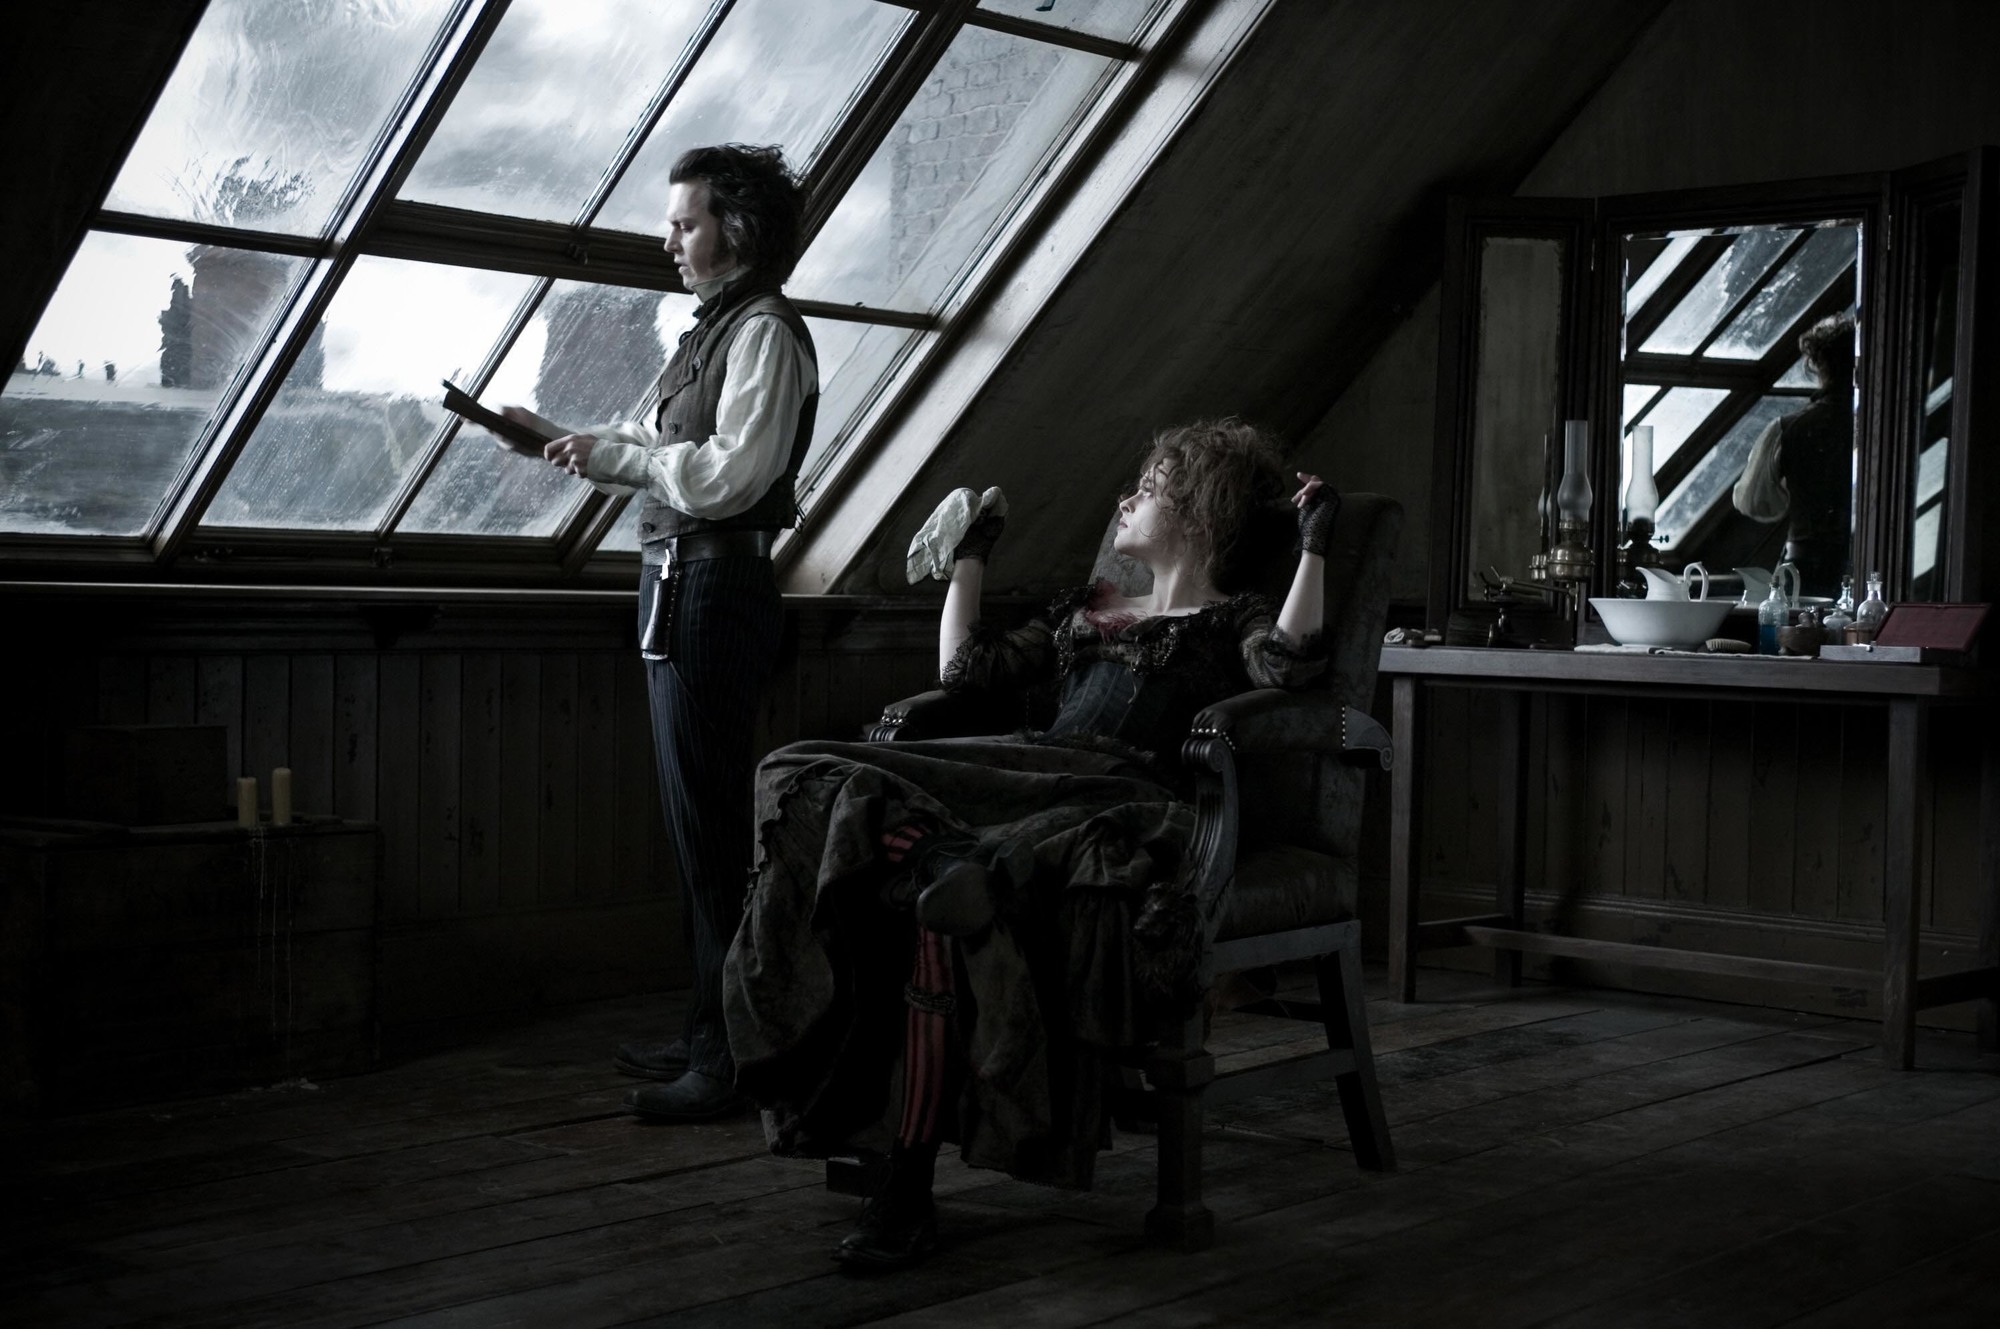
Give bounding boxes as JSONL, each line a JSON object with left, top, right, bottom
{"left": 722, "top": 581, "right": 1324, "bottom": 1187}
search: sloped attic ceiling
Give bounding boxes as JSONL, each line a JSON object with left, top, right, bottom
{"left": 809, "top": 0, "right": 1668, "bottom": 596}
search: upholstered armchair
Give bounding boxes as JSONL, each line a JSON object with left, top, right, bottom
{"left": 854, "top": 493, "right": 1404, "bottom": 1251}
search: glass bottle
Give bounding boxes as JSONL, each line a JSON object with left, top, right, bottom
{"left": 1757, "top": 576, "right": 1790, "bottom": 655}
{"left": 1822, "top": 575, "right": 1857, "bottom": 634}
{"left": 1855, "top": 572, "right": 1889, "bottom": 639}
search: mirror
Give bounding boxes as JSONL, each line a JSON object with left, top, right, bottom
{"left": 1617, "top": 220, "right": 1862, "bottom": 602}
{"left": 1465, "top": 235, "right": 1565, "bottom": 599}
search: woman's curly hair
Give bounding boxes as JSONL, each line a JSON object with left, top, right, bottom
{"left": 1131, "top": 418, "right": 1292, "bottom": 591}
{"left": 669, "top": 143, "right": 806, "bottom": 283}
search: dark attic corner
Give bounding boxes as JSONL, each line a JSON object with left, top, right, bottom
{"left": 3, "top": 2, "right": 1999, "bottom": 1324}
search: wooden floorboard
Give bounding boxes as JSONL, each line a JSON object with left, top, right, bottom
{"left": 4, "top": 972, "right": 1995, "bottom": 1328}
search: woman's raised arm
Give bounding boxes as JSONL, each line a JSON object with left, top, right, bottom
{"left": 1276, "top": 473, "right": 1337, "bottom": 643}
{"left": 937, "top": 508, "right": 1005, "bottom": 676}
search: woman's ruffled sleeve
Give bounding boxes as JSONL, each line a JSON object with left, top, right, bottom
{"left": 939, "top": 584, "right": 1096, "bottom": 693}
{"left": 940, "top": 616, "right": 1058, "bottom": 694}
{"left": 1238, "top": 599, "right": 1330, "bottom": 690}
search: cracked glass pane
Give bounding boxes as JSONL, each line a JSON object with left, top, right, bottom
{"left": 976, "top": 0, "right": 1165, "bottom": 40}
{"left": 1640, "top": 229, "right": 1797, "bottom": 356}
{"left": 207, "top": 257, "right": 537, "bottom": 531}
{"left": 401, "top": 0, "right": 711, "bottom": 222}
{"left": 790, "top": 25, "right": 1113, "bottom": 311}
{"left": 401, "top": 284, "right": 697, "bottom": 537}
{"left": 2, "top": 232, "right": 306, "bottom": 536}
{"left": 106, "top": 0, "right": 456, "bottom": 236}
{"left": 596, "top": 0, "right": 908, "bottom": 235}
{"left": 1704, "top": 225, "right": 1858, "bottom": 360}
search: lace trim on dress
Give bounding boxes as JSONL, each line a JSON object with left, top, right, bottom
{"left": 1057, "top": 583, "right": 1275, "bottom": 681}
{"left": 1263, "top": 622, "right": 1327, "bottom": 661}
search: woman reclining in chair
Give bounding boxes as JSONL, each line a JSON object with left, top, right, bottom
{"left": 723, "top": 418, "right": 1338, "bottom": 1270}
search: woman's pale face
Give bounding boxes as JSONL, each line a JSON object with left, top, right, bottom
{"left": 1113, "top": 462, "right": 1178, "bottom": 563}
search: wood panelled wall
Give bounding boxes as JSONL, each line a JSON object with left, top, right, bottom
{"left": 1395, "top": 687, "right": 1989, "bottom": 1028}
{"left": 0, "top": 593, "right": 942, "bottom": 1039}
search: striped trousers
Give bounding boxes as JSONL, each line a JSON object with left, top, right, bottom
{"left": 637, "top": 556, "right": 785, "bottom": 1081}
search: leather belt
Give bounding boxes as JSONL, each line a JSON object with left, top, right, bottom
{"left": 649, "top": 529, "right": 775, "bottom": 572}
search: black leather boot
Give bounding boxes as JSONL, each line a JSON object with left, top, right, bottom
{"left": 833, "top": 1189, "right": 938, "bottom": 1272}
{"left": 613, "top": 1036, "right": 689, "bottom": 1081}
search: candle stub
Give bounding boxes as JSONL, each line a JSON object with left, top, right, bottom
{"left": 271, "top": 767, "right": 293, "bottom": 827}
{"left": 237, "top": 777, "right": 258, "bottom": 829}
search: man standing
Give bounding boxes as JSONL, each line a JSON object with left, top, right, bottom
{"left": 505, "top": 144, "right": 816, "bottom": 1120}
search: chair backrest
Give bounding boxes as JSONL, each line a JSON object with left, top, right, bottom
{"left": 1094, "top": 494, "right": 1403, "bottom": 860}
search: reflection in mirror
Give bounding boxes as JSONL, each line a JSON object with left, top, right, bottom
{"left": 1465, "top": 235, "right": 1564, "bottom": 596}
{"left": 1907, "top": 204, "right": 1959, "bottom": 601}
{"left": 1619, "top": 220, "right": 1861, "bottom": 600}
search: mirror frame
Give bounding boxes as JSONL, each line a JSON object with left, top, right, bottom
{"left": 1589, "top": 172, "right": 1886, "bottom": 605}
{"left": 1430, "top": 148, "right": 2000, "bottom": 636}
{"left": 1427, "top": 197, "right": 1595, "bottom": 633}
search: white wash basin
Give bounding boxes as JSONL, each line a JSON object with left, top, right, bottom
{"left": 1590, "top": 597, "right": 1733, "bottom": 649}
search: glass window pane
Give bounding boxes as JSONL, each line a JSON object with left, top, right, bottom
{"left": 402, "top": 285, "right": 696, "bottom": 537}
{"left": 1655, "top": 396, "right": 1797, "bottom": 549}
{"left": 1704, "top": 226, "right": 1858, "bottom": 360}
{"left": 1640, "top": 229, "right": 1797, "bottom": 356}
{"left": 1776, "top": 355, "right": 1815, "bottom": 388}
{"left": 401, "top": 1, "right": 712, "bottom": 222}
{"left": 1632, "top": 385, "right": 1731, "bottom": 469}
{"left": 106, "top": 0, "right": 457, "bottom": 235}
{"left": 596, "top": 0, "right": 909, "bottom": 235}
{"left": 790, "top": 27, "right": 1114, "bottom": 311}
{"left": 1624, "top": 234, "right": 1702, "bottom": 317}
{"left": 2, "top": 233, "right": 306, "bottom": 536}
{"left": 801, "top": 318, "right": 921, "bottom": 481}
{"left": 597, "top": 497, "right": 643, "bottom": 552}
{"left": 1623, "top": 383, "right": 1662, "bottom": 426}
{"left": 975, "top": 0, "right": 1164, "bottom": 40}
{"left": 207, "top": 258, "right": 538, "bottom": 531}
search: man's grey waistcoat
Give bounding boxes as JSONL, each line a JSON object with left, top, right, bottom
{"left": 638, "top": 280, "right": 819, "bottom": 545}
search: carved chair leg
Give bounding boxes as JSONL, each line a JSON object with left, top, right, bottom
{"left": 1317, "top": 928, "right": 1395, "bottom": 1172}
{"left": 1145, "top": 1010, "right": 1215, "bottom": 1251}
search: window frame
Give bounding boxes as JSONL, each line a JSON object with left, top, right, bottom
{"left": 3, "top": 0, "right": 1177, "bottom": 585}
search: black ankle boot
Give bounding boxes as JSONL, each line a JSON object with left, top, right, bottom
{"left": 834, "top": 1187, "right": 937, "bottom": 1271}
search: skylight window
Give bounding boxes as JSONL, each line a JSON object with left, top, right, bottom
{"left": 5, "top": 0, "right": 1184, "bottom": 577}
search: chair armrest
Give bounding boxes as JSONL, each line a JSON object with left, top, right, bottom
{"left": 871, "top": 689, "right": 1001, "bottom": 742}
{"left": 1189, "top": 689, "right": 1392, "bottom": 770}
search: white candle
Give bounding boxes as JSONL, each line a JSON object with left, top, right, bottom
{"left": 237, "top": 777, "right": 259, "bottom": 829}
{"left": 271, "top": 767, "right": 293, "bottom": 827}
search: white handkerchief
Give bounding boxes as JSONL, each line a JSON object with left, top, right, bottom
{"left": 906, "top": 486, "right": 1007, "bottom": 583}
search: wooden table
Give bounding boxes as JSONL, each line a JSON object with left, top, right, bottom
{"left": 1380, "top": 645, "right": 1998, "bottom": 1067}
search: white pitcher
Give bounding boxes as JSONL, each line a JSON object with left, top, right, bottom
{"left": 1737, "top": 563, "right": 1799, "bottom": 608}
{"left": 1638, "top": 562, "right": 1711, "bottom": 602}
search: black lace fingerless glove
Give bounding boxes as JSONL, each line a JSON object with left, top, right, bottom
{"left": 1297, "top": 486, "right": 1342, "bottom": 557}
{"left": 952, "top": 510, "right": 1006, "bottom": 563}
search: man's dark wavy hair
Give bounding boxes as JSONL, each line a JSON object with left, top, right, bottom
{"left": 670, "top": 143, "right": 806, "bottom": 283}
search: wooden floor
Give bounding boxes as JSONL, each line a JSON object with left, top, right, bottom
{"left": 5, "top": 971, "right": 1998, "bottom": 1328}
